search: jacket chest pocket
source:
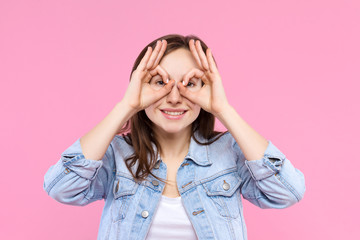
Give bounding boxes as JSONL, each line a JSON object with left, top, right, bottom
{"left": 202, "top": 171, "right": 242, "bottom": 219}
{"left": 111, "top": 175, "right": 139, "bottom": 223}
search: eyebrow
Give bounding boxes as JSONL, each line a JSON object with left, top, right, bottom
{"left": 153, "top": 71, "right": 201, "bottom": 82}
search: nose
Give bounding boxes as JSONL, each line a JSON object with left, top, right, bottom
{"left": 166, "top": 79, "right": 182, "bottom": 104}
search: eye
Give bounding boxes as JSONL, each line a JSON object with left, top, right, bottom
{"left": 186, "top": 81, "right": 195, "bottom": 87}
{"left": 156, "top": 80, "right": 165, "bottom": 86}
{"left": 186, "top": 78, "right": 201, "bottom": 88}
{"left": 150, "top": 75, "right": 166, "bottom": 86}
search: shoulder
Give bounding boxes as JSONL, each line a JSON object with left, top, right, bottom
{"left": 208, "top": 132, "right": 240, "bottom": 150}
{"left": 192, "top": 131, "right": 244, "bottom": 176}
{"left": 206, "top": 131, "right": 244, "bottom": 160}
{"left": 106, "top": 134, "right": 135, "bottom": 159}
{"left": 108, "top": 134, "right": 138, "bottom": 175}
{"left": 113, "top": 134, "right": 130, "bottom": 145}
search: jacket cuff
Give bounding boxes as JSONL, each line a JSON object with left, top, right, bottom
{"left": 61, "top": 138, "right": 103, "bottom": 180}
{"left": 244, "top": 140, "right": 285, "bottom": 181}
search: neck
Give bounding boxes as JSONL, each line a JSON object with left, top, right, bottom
{"left": 153, "top": 128, "right": 192, "bottom": 161}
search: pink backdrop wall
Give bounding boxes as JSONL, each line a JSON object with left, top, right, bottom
{"left": 1, "top": 0, "right": 359, "bottom": 239}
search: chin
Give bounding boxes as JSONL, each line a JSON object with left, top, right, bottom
{"left": 157, "top": 123, "right": 190, "bottom": 135}
{"left": 162, "top": 127, "right": 186, "bottom": 134}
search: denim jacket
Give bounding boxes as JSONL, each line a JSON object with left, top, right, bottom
{"left": 43, "top": 131, "right": 306, "bottom": 240}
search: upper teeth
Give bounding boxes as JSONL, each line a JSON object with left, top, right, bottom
{"left": 164, "top": 111, "right": 185, "bottom": 115}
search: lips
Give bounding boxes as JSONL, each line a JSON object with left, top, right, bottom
{"left": 162, "top": 110, "right": 186, "bottom": 115}
{"left": 161, "top": 108, "right": 187, "bottom": 113}
{"left": 161, "top": 108, "right": 187, "bottom": 111}
{"left": 160, "top": 108, "right": 187, "bottom": 119}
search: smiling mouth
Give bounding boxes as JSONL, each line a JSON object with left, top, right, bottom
{"left": 161, "top": 110, "right": 186, "bottom": 115}
{"left": 160, "top": 110, "right": 187, "bottom": 119}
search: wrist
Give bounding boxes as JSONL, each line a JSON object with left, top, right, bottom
{"left": 214, "top": 103, "right": 234, "bottom": 122}
{"left": 116, "top": 101, "right": 138, "bottom": 119}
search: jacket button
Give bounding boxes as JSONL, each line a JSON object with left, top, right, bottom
{"left": 152, "top": 180, "right": 159, "bottom": 186}
{"left": 141, "top": 210, "right": 149, "bottom": 218}
{"left": 154, "top": 162, "right": 160, "bottom": 169}
{"left": 223, "top": 181, "right": 230, "bottom": 191}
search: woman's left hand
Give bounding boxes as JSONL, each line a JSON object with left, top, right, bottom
{"left": 177, "top": 39, "right": 230, "bottom": 118}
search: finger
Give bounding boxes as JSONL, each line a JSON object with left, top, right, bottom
{"left": 189, "top": 39, "right": 202, "bottom": 69}
{"left": 195, "top": 40, "right": 209, "bottom": 71}
{"left": 182, "top": 68, "right": 208, "bottom": 87}
{"left": 146, "top": 40, "right": 162, "bottom": 70}
{"left": 143, "top": 71, "right": 153, "bottom": 84}
{"left": 138, "top": 46, "right": 153, "bottom": 71}
{"left": 153, "top": 79, "right": 175, "bottom": 99}
{"left": 206, "top": 48, "right": 217, "bottom": 73}
{"left": 149, "top": 65, "right": 169, "bottom": 84}
{"left": 151, "top": 40, "right": 167, "bottom": 69}
{"left": 177, "top": 81, "right": 198, "bottom": 103}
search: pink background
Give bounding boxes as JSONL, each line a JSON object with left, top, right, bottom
{"left": 1, "top": 0, "right": 359, "bottom": 239}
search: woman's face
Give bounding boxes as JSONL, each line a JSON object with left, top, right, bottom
{"left": 145, "top": 48, "right": 202, "bottom": 136}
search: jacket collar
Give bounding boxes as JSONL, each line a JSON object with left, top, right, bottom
{"left": 152, "top": 130, "right": 212, "bottom": 167}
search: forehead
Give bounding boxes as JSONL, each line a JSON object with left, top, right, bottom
{"left": 159, "top": 48, "right": 200, "bottom": 79}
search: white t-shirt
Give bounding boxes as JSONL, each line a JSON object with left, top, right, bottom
{"left": 145, "top": 195, "right": 198, "bottom": 239}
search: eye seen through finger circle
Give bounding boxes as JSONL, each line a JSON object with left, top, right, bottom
{"left": 149, "top": 75, "right": 166, "bottom": 90}
{"left": 186, "top": 78, "right": 202, "bottom": 92}
{"left": 156, "top": 80, "right": 165, "bottom": 86}
{"left": 149, "top": 75, "right": 202, "bottom": 92}
{"left": 186, "top": 82, "right": 194, "bottom": 87}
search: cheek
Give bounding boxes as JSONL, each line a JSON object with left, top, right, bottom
{"left": 192, "top": 105, "right": 201, "bottom": 118}
{"left": 144, "top": 106, "right": 155, "bottom": 120}
{"left": 185, "top": 100, "right": 201, "bottom": 115}
{"left": 145, "top": 99, "right": 162, "bottom": 116}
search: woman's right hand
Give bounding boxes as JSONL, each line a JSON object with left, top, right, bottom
{"left": 122, "top": 39, "right": 175, "bottom": 113}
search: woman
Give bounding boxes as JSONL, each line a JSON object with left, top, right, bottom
{"left": 43, "top": 34, "right": 306, "bottom": 240}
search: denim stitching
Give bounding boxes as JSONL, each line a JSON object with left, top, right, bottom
{"left": 132, "top": 187, "right": 147, "bottom": 240}
{"left": 199, "top": 167, "right": 238, "bottom": 184}
{"left": 62, "top": 154, "right": 84, "bottom": 166}
{"left": 202, "top": 173, "right": 242, "bottom": 197}
{"left": 62, "top": 154, "right": 103, "bottom": 180}
{"left": 89, "top": 164, "right": 102, "bottom": 181}
{"left": 244, "top": 161, "right": 257, "bottom": 180}
{"left": 111, "top": 195, "right": 128, "bottom": 223}
{"left": 113, "top": 181, "right": 138, "bottom": 197}
{"left": 45, "top": 171, "right": 66, "bottom": 194}
{"left": 195, "top": 187, "right": 216, "bottom": 239}
{"left": 237, "top": 191, "right": 246, "bottom": 240}
{"left": 219, "top": 195, "right": 236, "bottom": 239}
{"left": 275, "top": 173, "right": 301, "bottom": 201}
{"left": 264, "top": 159, "right": 278, "bottom": 172}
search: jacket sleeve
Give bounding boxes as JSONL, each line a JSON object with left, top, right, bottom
{"left": 43, "top": 137, "right": 115, "bottom": 206}
{"left": 234, "top": 138, "right": 306, "bottom": 209}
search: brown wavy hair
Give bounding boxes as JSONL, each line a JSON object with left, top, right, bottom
{"left": 118, "top": 33, "right": 228, "bottom": 184}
